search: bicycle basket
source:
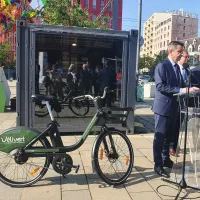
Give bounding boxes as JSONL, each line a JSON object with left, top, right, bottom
{"left": 103, "top": 107, "right": 133, "bottom": 127}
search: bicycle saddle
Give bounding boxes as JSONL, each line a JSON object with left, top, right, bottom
{"left": 31, "top": 94, "right": 56, "bottom": 103}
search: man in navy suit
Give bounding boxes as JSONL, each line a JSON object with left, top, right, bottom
{"left": 169, "top": 50, "right": 190, "bottom": 157}
{"left": 152, "top": 41, "right": 199, "bottom": 177}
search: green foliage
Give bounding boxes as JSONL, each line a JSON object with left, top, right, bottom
{"left": 140, "top": 52, "right": 168, "bottom": 72}
{"left": 40, "top": 0, "right": 109, "bottom": 29}
{"left": 139, "top": 55, "right": 155, "bottom": 69}
{"left": 0, "top": 40, "right": 12, "bottom": 66}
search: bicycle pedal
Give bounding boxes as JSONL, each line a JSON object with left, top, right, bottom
{"left": 62, "top": 174, "right": 67, "bottom": 178}
{"left": 72, "top": 164, "right": 80, "bottom": 173}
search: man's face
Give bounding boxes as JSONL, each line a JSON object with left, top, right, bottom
{"left": 170, "top": 45, "right": 183, "bottom": 62}
{"left": 180, "top": 52, "right": 190, "bottom": 64}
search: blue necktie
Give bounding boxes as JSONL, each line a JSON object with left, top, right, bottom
{"left": 174, "top": 64, "right": 181, "bottom": 87}
{"left": 182, "top": 69, "right": 187, "bottom": 82}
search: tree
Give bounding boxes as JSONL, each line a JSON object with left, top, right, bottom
{"left": 0, "top": 40, "right": 12, "bottom": 67}
{"left": 139, "top": 55, "right": 155, "bottom": 70}
{"left": 153, "top": 52, "right": 168, "bottom": 67}
{"left": 40, "top": 0, "right": 109, "bottom": 29}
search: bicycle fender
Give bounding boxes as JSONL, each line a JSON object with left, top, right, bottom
{"left": 0, "top": 127, "right": 41, "bottom": 153}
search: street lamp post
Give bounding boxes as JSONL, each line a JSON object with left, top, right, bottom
{"left": 136, "top": 0, "right": 142, "bottom": 74}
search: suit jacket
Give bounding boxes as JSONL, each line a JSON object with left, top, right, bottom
{"left": 99, "top": 67, "right": 116, "bottom": 92}
{"left": 152, "top": 58, "right": 185, "bottom": 117}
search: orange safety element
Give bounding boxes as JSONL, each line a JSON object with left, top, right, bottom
{"left": 100, "top": 147, "right": 104, "bottom": 160}
{"left": 125, "top": 156, "right": 130, "bottom": 166}
{"left": 30, "top": 167, "right": 40, "bottom": 176}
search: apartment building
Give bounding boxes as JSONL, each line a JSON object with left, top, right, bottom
{"left": 142, "top": 9, "right": 198, "bottom": 56}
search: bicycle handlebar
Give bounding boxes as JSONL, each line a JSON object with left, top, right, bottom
{"left": 73, "top": 87, "right": 114, "bottom": 101}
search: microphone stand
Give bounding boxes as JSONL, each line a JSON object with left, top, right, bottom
{"left": 162, "top": 70, "right": 200, "bottom": 199}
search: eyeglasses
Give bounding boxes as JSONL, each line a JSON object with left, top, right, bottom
{"left": 182, "top": 55, "right": 190, "bottom": 59}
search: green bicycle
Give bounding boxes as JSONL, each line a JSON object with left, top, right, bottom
{"left": 0, "top": 88, "right": 134, "bottom": 187}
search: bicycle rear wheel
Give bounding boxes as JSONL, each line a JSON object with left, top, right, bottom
{"left": 0, "top": 138, "right": 51, "bottom": 187}
{"left": 69, "top": 98, "right": 89, "bottom": 116}
{"left": 93, "top": 129, "right": 134, "bottom": 185}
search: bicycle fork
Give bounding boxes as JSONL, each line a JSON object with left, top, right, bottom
{"left": 91, "top": 128, "right": 118, "bottom": 173}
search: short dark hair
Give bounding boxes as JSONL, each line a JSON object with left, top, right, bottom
{"left": 167, "top": 41, "right": 184, "bottom": 51}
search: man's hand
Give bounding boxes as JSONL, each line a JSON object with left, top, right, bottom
{"left": 181, "top": 87, "right": 199, "bottom": 93}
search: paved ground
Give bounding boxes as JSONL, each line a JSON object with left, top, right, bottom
{"left": 0, "top": 84, "right": 200, "bottom": 200}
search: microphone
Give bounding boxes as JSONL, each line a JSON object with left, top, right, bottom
{"left": 183, "top": 63, "right": 189, "bottom": 70}
{"left": 183, "top": 63, "right": 200, "bottom": 86}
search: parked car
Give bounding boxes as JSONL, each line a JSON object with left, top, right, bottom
{"left": 138, "top": 74, "right": 151, "bottom": 85}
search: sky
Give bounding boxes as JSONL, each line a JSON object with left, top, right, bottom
{"left": 30, "top": 0, "right": 200, "bottom": 35}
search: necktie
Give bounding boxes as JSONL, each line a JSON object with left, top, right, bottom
{"left": 182, "top": 69, "right": 187, "bottom": 82}
{"left": 174, "top": 64, "right": 181, "bottom": 87}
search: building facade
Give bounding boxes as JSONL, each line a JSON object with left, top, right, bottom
{"left": 142, "top": 9, "right": 198, "bottom": 56}
{"left": 180, "top": 37, "right": 200, "bottom": 65}
{"left": 72, "top": 0, "right": 122, "bottom": 30}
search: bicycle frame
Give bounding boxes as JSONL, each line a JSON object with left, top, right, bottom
{"left": 24, "top": 101, "right": 103, "bottom": 156}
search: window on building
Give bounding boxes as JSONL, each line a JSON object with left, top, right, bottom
{"left": 164, "top": 41, "right": 165, "bottom": 47}
{"left": 164, "top": 27, "right": 166, "bottom": 31}
{"left": 184, "top": 19, "right": 186, "bottom": 23}
{"left": 167, "top": 40, "right": 169, "bottom": 45}
{"left": 85, "top": 0, "right": 88, "bottom": 8}
{"left": 167, "top": 32, "right": 169, "bottom": 37}
{"left": 183, "top": 26, "right": 185, "bottom": 30}
{"left": 92, "top": 0, "right": 96, "bottom": 9}
{"left": 168, "top": 26, "right": 170, "bottom": 30}
{"left": 184, "top": 41, "right": 188, "bottom": 47}
{"left": 183, "top": 33, "right": 185, "bottom": 37}
{"left": 160, "top": 42, "right": 162, "bottom": 48}
{"left": 100, "top": 0, "right": 104, "bottom": 9}
{"left": 92, "top": 14, "right": 96, "bottom": 21}
{"left": 161, "top": 35, "right": 162, "bottom": 39}
{"left": 188, "top": 45, "right": 193, "bottom": 53}
{"left": 164, "top": 34, "right": 166, "bottom": 38}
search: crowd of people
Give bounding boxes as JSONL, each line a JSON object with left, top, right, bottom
{"left": 39, "top": 60, "right": 120, "bottom": 107}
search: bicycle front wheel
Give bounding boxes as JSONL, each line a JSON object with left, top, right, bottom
{"left": 93, "top": 129, "right": 134, "bottom": 185}
{"left": 0, "top": 138, "right": 51, "bottom": 187}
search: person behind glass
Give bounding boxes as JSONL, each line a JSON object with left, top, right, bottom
{"left": 169, "top": 50, "right": 190, "bottom": 157}
{"left": 43, "top": 64, "right": 52, "bottom": 95}
{"left": 67, "top": 64, "right": 77, "bottom": 88}
{"left": 86, "top": 62, "right": 95, "bottom": 95}
{"left": 51, "top": 64, "right": 64, "bottom": 101}
{"left": 152, "top": 41, "right": 199, "bottom": 178}
{"left": 35, "top": 59, "right": 40, "bottom": 94}
{"left": 99, "top": 60, "right": 116, "bottom": 107}
{"left": 79, "top": 64, "right": 90, "bottom": 95}
{"left": 116, "top": 68, "right": 122, "bottom": 99}
{"left": 94, "top": 65, "right": 101, "bottom": 96}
